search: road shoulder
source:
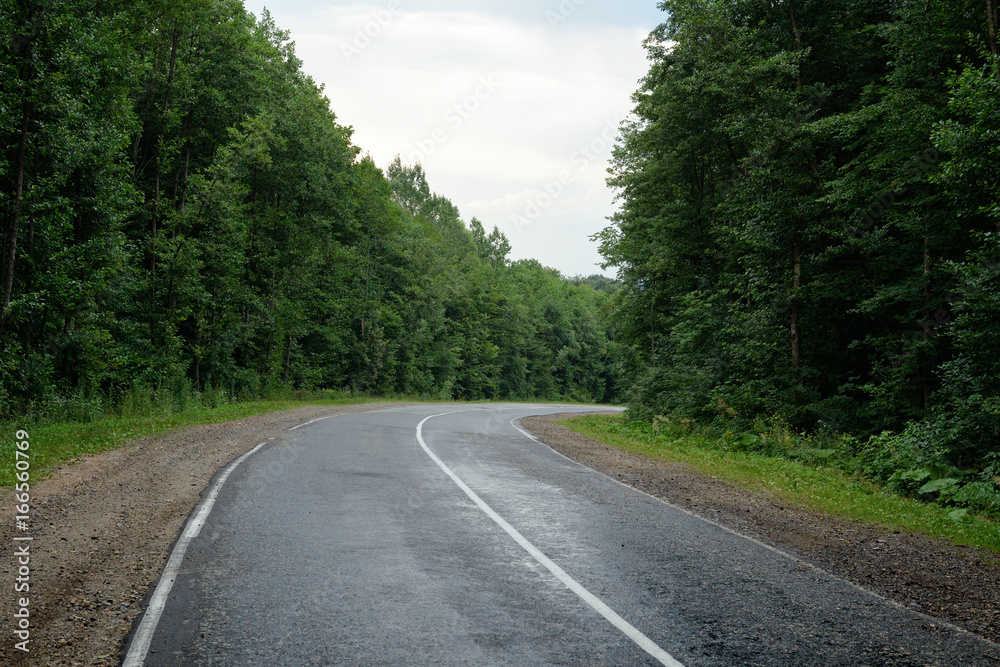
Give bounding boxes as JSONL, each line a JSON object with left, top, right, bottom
{"left": 522, "top": 413, "right": 1000, "bottom": 645}
{"left": 0, "top": 403, "right": 404, "bottom": 667}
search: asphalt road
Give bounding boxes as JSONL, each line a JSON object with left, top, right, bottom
{"left": 124, "top": 404, "right": 1000, "bottom": 666}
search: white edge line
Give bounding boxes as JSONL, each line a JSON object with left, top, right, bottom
{"left": 287, "top": 406, "right": 398, "bottom": 431}
{"left": 122, "top": 441, "right": 269, "bottom": 667}
{"left": 126, "top": 407, "right": 367, "bottom": 664}
{"left": 512, "top": 421, "right": 543, "bottom": 444}
{"left": 419, "top": 412, "right": 683, "bottom": 667}
{"left": 288, "top": 415, "right": 338, "bottom": 431}
{"left": 511, "top": 418, "right": 1000, "bottom": 650}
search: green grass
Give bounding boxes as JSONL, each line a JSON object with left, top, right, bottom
{"left": 0, "top": 395, "right": 386, "bottom": 488}
{"left": 560, "top": 413, "right": 1000, "bottom": 555}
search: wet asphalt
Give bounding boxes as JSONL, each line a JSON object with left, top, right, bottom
{"left": 130, "top": 404, "right": 1000, "bottom": 666}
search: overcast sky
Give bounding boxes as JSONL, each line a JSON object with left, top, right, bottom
{"left": 241, "top": 1, "right": 665, "bottom": 277}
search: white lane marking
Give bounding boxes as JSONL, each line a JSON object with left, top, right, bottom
{"left": 122, "top": 441, "right": 270, "bottom": 667}
{"left": 417, "top": 412, "right": 684, "bottom": 667}
{"left": 513, "top": 417, "right": 819, "bottom": 562}
{"left": 510, "top": 419, "right": 1000, "bottom": 650}
{"left": 288, "top": 415, "right": 339, "bottom": 431}
{"left": 512, "top": 420, "right": 543, "bottom": 443}
{"left": 288, "top": 407, "right": 397, "bottom": 431}
{"left": 512, "top": 416, "right": 811, "bottom": 565}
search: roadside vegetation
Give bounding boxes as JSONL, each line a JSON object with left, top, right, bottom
{"left": 0, "top": 389, "right": 390, "bottom": 487}
{"left": 5, "top": 0, "right": 1000, "bottom": 541}
{"left": 0, "top": 1, "right": 620, "bottom": 426}
{"left": 562, "top": 413, "right": 1000, "bottom": 555}
{"left": 600, "top": 1, "right": 1000, "bottom": 534}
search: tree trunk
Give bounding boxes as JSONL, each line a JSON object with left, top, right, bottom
{"left": 922, "top": 217, "right": 932, "bottom": 411}
{"left": 132, "top": 39, "right": 169, "bottom": 175}
{"left": 149, "top": 32, "right": 179, "bottom": 274}
{"left": 361, "top": 252, "right": 375, "bottom": 340}
{"left": 180, "top": 144, "right": 191, "bottom": 213}
{"left": 650, "top": 292, "right": 656, "bottom": 370}
{"left": 166, "top": 276, "right": 175, "bottom": 312}
{"left": 150, "top": 165, "right": 159, "bottom": 273}
{"left": 192, "top": 320, "right": 202, "bottom": 392}
{"left": 132, "top": 88, "right": 156, "bottom": 173}
{"left": 789, "top": 1, "right": 805, "bottom": 91}
{"left": 790, "top": 233, "right": 802, "bottom": 371}
{"left": 988, "top": 0, "right": 999, "bottom": 64}
{"left": 1, "top": 101, "right": 31, "bottom": 335}
{"left": 284, "top": 333, "right": 292, "bottom": 384}
{"left": 984, "top": 0, "right": 1000, "bottom": 78}
{"left": 173, "top": 110, "right": 192, "bottom": 208}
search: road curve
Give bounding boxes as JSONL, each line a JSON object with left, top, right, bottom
{"left": 122, "top": 403, "right": 1000, "bottom": 666}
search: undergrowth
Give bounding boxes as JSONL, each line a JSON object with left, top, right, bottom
{"left": 561, "top": 413, "right": 1000, "bottom": 554}
{"left": 0, "top": 388, "right": 383, "bottom": 488}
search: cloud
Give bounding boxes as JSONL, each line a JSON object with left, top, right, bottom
{"left": 248, "top": 3, "right": 652, "bottom": 276}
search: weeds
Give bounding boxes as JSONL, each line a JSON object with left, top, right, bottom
{"left": 0, "top": 389, "right": 380, "bottom": 488}
{"left": 563, "top": 413, "right": 1000, "bottom": 554}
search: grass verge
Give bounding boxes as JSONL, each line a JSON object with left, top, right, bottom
{"left": 560, "top": 413, "right": 1000, "bottom": 554}
{"left": 0, "top": 395, "right": 385, "bottom": 488}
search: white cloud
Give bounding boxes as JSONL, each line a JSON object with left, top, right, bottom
{"left": 252, "top": 4, "right": 652, "bottom": 276}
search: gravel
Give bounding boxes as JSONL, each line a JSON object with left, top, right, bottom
{"left": 1, "top": 404, "right": 996, "bottom": 666}
{"left": 0, "top": 404, "right": 405, "bottom": 667}
{"left": 523, "top": 413, "right": 1000, "bottom": 646}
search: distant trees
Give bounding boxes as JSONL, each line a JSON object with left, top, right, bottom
{"left": 0, "top": 0, "right": 620, "bottom": 418}
{"left": 603, "top": 0, "right": 999, "bottom": 480}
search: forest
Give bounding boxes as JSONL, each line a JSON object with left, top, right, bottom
{"left": 602, "top": 0, "right": 1000, "bottom": 513}
{"left": 3, "top": 0, "right": 1000, "bottom": 515}
{"left": 0, "top": 0, "right": 620, "bottom": 420}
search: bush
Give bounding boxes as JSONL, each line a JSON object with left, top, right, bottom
{"left": 859, "top": 420, "right": 1000, "bottom": 516}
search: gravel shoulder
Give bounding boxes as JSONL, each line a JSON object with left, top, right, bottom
{"left": 2, "top": 404, "right": 997, "bottom": 667}
{"left": 522, "top": 414, "right": 1000, "bottom": 647}
{"left": 0, "top": 403, "right": 405, "bottom": 667}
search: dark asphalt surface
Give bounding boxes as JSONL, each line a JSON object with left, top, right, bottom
{"left": 130, "top": 404, "right": 1000, "bottom": 666}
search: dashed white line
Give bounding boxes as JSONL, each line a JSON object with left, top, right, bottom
{"left": 417, "top": 411, "right": 684, "bottom": 667}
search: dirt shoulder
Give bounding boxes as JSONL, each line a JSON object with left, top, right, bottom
{"left": 522, "top": 414, "right": 1000, "bottom": 646}
{"left": 0, "top": 403, "right": 405, "bottom": 667}
{"left": 2, "top": 405, "right": 997, "bottom": 666}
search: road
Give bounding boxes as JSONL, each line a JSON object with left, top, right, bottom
{"left": 122, "top": 403, "right": 1000, "bottom": 666}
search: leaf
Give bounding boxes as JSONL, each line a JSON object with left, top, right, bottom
{"left": 918, "top": 477, "right": 960, "bottom": 494}
{"left": 947, "top": 509, "right": 968, "bottom": 520}
{"left": 900, "top": 469, "right": 932, "bottom": 482}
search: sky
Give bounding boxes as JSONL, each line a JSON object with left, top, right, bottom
{"left": 241, "top": 1, "right": 666, "bottom": 277}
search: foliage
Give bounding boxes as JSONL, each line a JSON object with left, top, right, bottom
{"left": 563, "top": 413, "right": 1000, "bottom": 554}
{"left": 603, "top": 0, "right": 1000, "bottom": 507}
{"left": 0, "top": 390, "right": 381, "bottom": 488}
{"left": 0, "top": 1, "right": 621, "bottom": 418}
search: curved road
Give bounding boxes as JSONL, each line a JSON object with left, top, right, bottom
{"left": 123, "top": 404, "right": 1000, "bottom": 666}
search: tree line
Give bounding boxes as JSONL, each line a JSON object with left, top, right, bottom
{"left": 0, "top": 0, "right": 620, "bottom": 420}
{"left": 603, "top": 0, "right": 1000, "bottom": 501}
